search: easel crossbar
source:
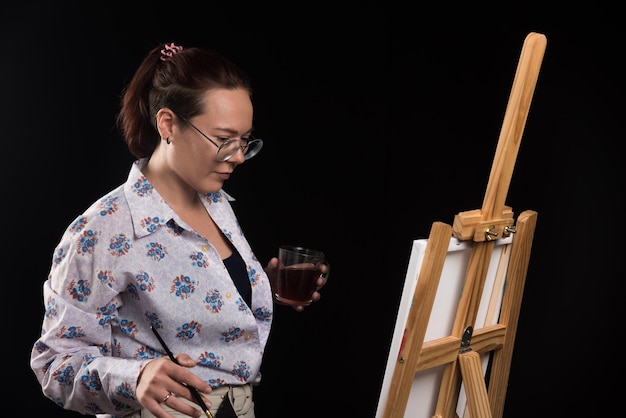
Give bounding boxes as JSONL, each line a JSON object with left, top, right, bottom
{"left": 416, "top": 324, "right": 506, "bottom": 372}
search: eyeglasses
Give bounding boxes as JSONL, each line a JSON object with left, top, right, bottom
{"left": 177, "top": 115, "right": 263, "bottom": 162}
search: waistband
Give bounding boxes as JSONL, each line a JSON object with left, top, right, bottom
{"left": 208, "top": 383, "right": 254, "bottom": 415}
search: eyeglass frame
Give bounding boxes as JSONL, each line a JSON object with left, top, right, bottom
{"left": 175, "top": 113, "right": 263, "bottom": 162}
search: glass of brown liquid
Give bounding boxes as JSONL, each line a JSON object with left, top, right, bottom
{"left": 274, "top": 245, "right": 328, "bottom": 306}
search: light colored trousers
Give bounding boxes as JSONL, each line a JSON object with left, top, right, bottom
{"left": 137, "top": 384, "right": 255, "bottom": 418}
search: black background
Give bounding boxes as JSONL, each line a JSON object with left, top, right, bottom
{"left": 6, "top": 2, "right": 623, "bottom": 417}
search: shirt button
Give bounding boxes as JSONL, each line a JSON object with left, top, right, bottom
{"left": 245, "top": 334, "right": 252, "bottom": 340}
{"left": 201, "top": 245, "right": 209, "bottom": 252}
{"left": 226, "top": 292, "right": 232, "bottom": 298}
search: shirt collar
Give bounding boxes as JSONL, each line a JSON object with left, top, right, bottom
{"left": 123, "top": 159, "right": 236, "bottom": 239}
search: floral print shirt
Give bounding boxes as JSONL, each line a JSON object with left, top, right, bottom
{"left": 30, "top": 158, "right": 273, "bottom": 417}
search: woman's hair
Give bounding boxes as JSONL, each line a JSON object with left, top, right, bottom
{"left": 117, "top": 42, "right": 253, "bottom": 158}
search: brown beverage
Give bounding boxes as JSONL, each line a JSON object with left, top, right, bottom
{"left": 275, "top": 264, "right": 321, "bottom": 306}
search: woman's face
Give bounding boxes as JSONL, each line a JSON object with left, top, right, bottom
{"left": 171, "top": 87, "right": 254, "bottom": 194}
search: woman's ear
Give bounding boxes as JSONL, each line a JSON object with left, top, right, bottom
{"left": 156, "top": 108, "right": 175, "bottom": 140}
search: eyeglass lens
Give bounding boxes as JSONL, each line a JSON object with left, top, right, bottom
{"left": 218, "top": 139, "right": 263, "bottom": 161}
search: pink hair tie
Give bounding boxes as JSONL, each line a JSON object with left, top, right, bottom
{"left": 160, "top": 42, "right": 183, "bottom": 61}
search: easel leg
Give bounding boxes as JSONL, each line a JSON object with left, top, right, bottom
{"left": 459, "top": 351, "right": 492, "bottom": 418}
{"left": 487, "top": 210, "right": 538, "bottom": 418}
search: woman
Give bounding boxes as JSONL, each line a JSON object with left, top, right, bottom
{"left": 30, "top": 42, "right": 327, "bottom": 418}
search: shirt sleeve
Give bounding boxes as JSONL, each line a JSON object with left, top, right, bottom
{"left": 30, "top": 216, "right": 150, "bottom": 416}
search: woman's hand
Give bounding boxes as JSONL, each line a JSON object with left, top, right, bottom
{"left": 136, "top": 354, "right": 212, "bottom": 418}
{"left": 265, "top": 257, "right": 329, "bottom": 312}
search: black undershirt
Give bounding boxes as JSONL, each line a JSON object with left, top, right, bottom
{"left": 223, "top": 250, "right": 252, "bottom": 307}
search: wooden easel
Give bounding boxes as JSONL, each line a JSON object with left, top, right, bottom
{"left": 380, "top": 32, "right": 547, "bottom": 418}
